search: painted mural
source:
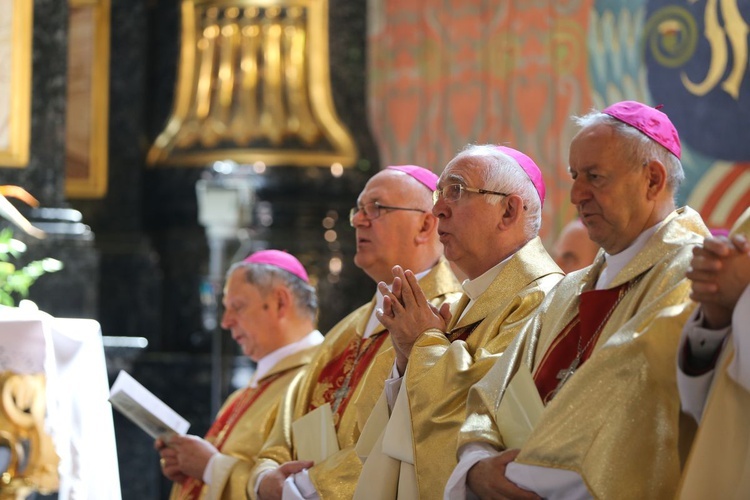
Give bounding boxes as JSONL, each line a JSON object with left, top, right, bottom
{"left": 367, "top": 0, "right": 750, "bottom": 238}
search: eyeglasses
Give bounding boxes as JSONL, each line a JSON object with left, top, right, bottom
{"left": 349, "top": 202, "right": 426, "bottom": 226}
{"left": 432, "top": 184, "right": 509, "bottom": 204}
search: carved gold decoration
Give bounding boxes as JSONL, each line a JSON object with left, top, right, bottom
{"left": 0, "top": 372, "right": 59, "bottom": 500}
{"left": 64, "top": 0, "right": 111, "bottom": 198}
{"left": 148, "top": 0, "right": 357, "bottom": 168}
{"left": 0, "top": 0, "right": 32, "bottom": 167}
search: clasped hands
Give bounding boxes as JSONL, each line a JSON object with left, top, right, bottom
{"left": 375, "top": 265, "right": 452, "bottom": 374}
{"left": 687, "top": 234, "right": 750, "bottom": 329}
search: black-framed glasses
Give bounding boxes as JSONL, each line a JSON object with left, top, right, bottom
{"left": 432, "top": 184, "right": 509, "bottom": 204}
{"left": 349, "top": 202, "right": 426, "bottom": 226}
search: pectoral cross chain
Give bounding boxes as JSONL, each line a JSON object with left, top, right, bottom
{"left": 555, "top": 356, "right": 580, "bottom": 387}
{"left": 331, "top": 384, "right": 350, "bottom": 413}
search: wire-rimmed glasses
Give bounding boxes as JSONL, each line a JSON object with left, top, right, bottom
{"left": 349, "top": 202, "right": 426, "bottom": 226}
{"left": 432, "top": 184, "right": 509, "bottom": 204}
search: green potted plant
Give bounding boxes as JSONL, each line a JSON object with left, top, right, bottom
{"left": 0, "top": 187, "right": 63, "bottom": 306}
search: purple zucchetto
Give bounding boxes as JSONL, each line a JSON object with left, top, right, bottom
{"left": 387, "top": 165, "right": 439, "bottom": 192}
{"left": 602, "top": 100, "right": 681, "bottom": 159}
{"left": 243, "top": 250, "right": 309, "bottom": 283}
{"left": 496, "top": 146, "right": 546, "bottom": 207}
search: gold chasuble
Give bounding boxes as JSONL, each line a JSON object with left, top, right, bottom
{"left": 461, "top": 207, "right": 709, "bottom": 499}
{"left": 250, "top": 258, "right": 461, "bottom": 499}
{"left": 677, "top": 208, "right": 750, "bottom": 500}
{"left": 169, "top": 345, "right": 320, "bottom": 500}
{"left": 354, "top": 237, "right": 563, "bottom": 500}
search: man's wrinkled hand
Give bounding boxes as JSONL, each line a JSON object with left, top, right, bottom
{"left": 155, "top": 439, "right": 187, "bottom": 483}
{"left": 258, "top": 460, "right": 314, "bottom": 500}
{"left": 466, "top": 449, "right": 541, "bottom": 500}
{"left": 376, "top": 266, "right": 450, "bottom": 372}
{"left": 688, "top": 235, "right": 750, "bottom": 328}
{"left": 166, "top": 434, "right": 219, "bottom": 480}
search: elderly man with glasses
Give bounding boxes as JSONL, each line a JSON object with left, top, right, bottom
{"left": 447, "top": 101, "right": 710, "bottom": 500}
{"left": 351, "top": 144, "right": 564, "bottom": 499}
{"left": 250, "top": 166, "right": 462, "bottom": 500}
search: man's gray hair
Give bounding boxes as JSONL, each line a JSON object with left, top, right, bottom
{"left": 573, "top": 111, "right": 685, "bottom": 194}
{"left": 447, "top": 144, "right": 543, "bottom": 238}
{"left": 225, "top": 261, "right": 318, "bottom": 321}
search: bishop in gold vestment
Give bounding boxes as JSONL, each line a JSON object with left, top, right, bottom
{"left": 251, "top": 259, "right": 460, "bottom": 498}
{"left": 252, "top": 166, "right": 462, "bottom": 499}
{"left": 354, "top": 145, "right": 563, "bottom": 500}
{"left": 449, "top": 101, "right": 710, "bottom": 499}
{"left": 171, "top": 345, "right": 321, "bottom": 500}
{"left": 157, "top": 250, "right": 324, "bottom": 500}
{"left": 677, "top": 207, "right": 750, "bottom": 500}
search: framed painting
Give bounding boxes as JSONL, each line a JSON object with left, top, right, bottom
{"left": 65, "top": 0, "right": 110, "bottom": 198}
{"left": 0, "top": 0, "right": 32, "bottom": 167}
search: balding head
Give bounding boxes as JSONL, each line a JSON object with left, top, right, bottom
{"left": 569, "top": 115, "right": 679, "bottom": 254}
{"left": 350, "top": 168, "right": 442, "bottom": 283}
{"left": 574, "top": 111, "right": 684, "bottom": 195}
{"left": 221, "top": 260, "right": 318, "bottom": 361}
{"left": 447, "top": 145, "right": 544, "bottom": 239}
{"left": 433, "top": 144, "right": 545, "bottom": 279}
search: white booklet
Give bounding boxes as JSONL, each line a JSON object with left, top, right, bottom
{"left": 109, "top": 370, "right": 190, "bottom": 440}
{"left": 495, "top": 363, "right": 545, "bottom": 449}
{"left": 292, "top": 403, "right": 339, "bottom": 464}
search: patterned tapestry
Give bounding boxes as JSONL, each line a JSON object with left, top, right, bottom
{"left": 367, "top": 0, "right": 750, "bottom": 238}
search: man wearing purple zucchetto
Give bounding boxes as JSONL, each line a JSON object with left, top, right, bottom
{"left": 446, "top": 101, "right": 711, "bottom": 500}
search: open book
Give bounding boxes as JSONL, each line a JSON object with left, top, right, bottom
{"left": 109, "top": 370, "right": 190, "bottom": 440}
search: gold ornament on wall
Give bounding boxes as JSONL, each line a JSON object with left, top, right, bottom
{"left": 148, "top": 0, "right": 357, "bottom": 168}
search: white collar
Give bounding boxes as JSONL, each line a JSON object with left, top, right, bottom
{"left": 596, "top": 222, "right": 661, "bottom": 289}
{"left": 250, "top": 329, "right": 324, "bottom": 388}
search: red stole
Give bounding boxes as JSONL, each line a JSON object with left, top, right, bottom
{"left": 534, "top": 283, "right": 628, "bottom": 403}
{"left": 176, "top": 372, "right": 284, "bottom": 500}
{"left": 309, "top": 331, "right": 389, "bottom": 427}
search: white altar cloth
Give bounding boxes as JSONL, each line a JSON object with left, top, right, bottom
{"left": 0, "top": 305, "right": 121, "bottom": 499}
